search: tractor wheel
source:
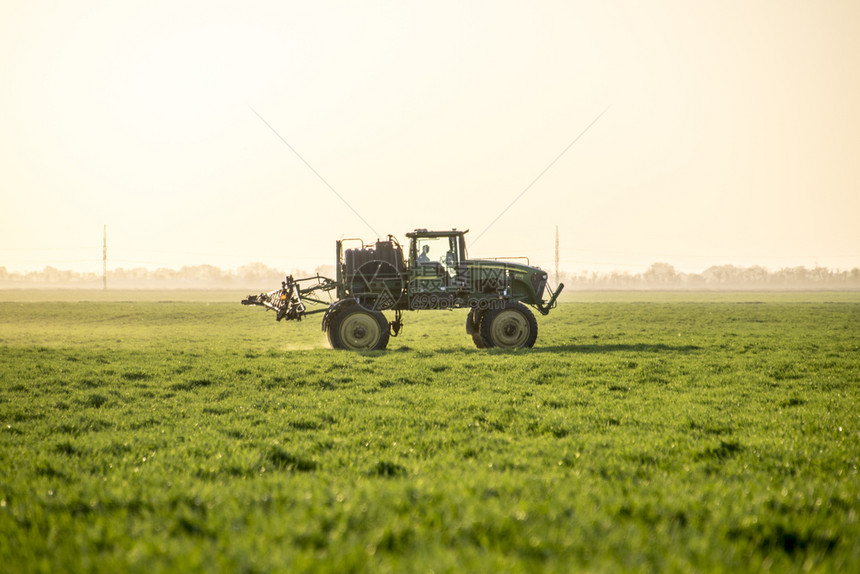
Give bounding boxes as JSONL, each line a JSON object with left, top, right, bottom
{"left": 328, "top": 306, "right": 390, "bottom": 351}
{"left": 466, "top": 309, "right": 487, "bottom": 349}
{"left": 480, "top": 302, "right": 538, "bottom": 349}
{"left": 325, "top": 319, "right": 338, "bottom": 348}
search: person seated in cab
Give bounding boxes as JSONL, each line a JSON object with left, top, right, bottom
{"left": 417, "top": 244, "right": 431, "bottom": 264}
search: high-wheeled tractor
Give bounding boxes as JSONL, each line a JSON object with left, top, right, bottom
{"left": 242, "top": 229, "right": 564, "bottom": 350}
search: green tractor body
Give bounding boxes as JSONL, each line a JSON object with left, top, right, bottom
{"left": 242, "top": 229, "right": 564, "bottom": 350}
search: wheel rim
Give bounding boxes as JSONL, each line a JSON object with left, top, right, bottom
{"left": 490, "top": 309, "right": 530, "bottom": 348}
{"left": 339, "top": 312, "right": 382, "bottom": 350}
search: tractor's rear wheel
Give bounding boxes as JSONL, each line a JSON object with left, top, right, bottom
{"left": 466, "top": 309, "right": 487, "bottom": 349}
{"left": 328, "top": 306, "right": 390, "bottom": 351}
{"left": 480, "top": 302, "right": 538, "bottom": 349}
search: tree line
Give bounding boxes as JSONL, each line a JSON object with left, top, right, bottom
{"left": 0, "top": 263, "right": 328, "bottom": 289}
{"left": 558, "top": 262, "right": 860, "bottom": 290}
{"left": 0, "top": 262, "right": 858, "bottom": 290}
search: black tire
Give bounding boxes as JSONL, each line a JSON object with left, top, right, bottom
{"left": 466, "top": 309, "right": 487, "bottom": 349}
{"left": 325, "top": 319, "right": 338, "bottom": 349}
{"left": 328, "top": 306, "right": 390, "bottom": 351}
{"left": 480, "top": 301, "right": 538, "bottom": 349}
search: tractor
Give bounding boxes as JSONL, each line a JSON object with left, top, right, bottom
{"left": 241, "top": 229, "right": 564, "bottom": 350}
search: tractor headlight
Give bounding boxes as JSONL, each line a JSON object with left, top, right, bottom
{"left": 532, "top": 272, "right": 547, "bottom": 300}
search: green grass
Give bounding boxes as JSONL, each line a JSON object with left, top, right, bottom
{"left": 1, "top": 292, "right": 858, "bottom": 572}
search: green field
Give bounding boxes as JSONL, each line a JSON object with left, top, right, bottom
{"left": 1, "top": 291, "right": 858, "bottom": 572}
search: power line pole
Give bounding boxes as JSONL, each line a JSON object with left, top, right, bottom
{"left": 103, "top": 224, "right": 107, "bottom": 291}
{"left": 554, "top": 225, "right": 560, "bottom": 285}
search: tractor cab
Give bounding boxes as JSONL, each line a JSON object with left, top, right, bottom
{"left": 406, "top": 229, "right": 467, "bottom": 289}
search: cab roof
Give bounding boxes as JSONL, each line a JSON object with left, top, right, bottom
{"left": 405, "top": 229, "right": 469, "bottom": 238}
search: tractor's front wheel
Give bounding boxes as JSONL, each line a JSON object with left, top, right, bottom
{"left": 480, "top": 302, "right": 538, "bottom": 349}
{"left": 328, "top": 306, "right": 390, "bottom": 351}
{"left": 466, "top": 309, "right": 487, "bottom": 349}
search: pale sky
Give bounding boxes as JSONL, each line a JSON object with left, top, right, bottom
{"left": 1, "top": 0, "right": 858, "bottom": 275}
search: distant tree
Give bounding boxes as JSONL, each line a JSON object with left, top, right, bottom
{"left": 743, "top": 266, "right": 766, "bottom": 283}
{"left": 194, "top": 265, "right": 224, "bottom": 281}
{"left": 315, "top": 264, "right": 336, "bottom": 278}
{"left": 702, "top": 265, "right": 741, "bottom": 284}
{"left": 644, "top": 262, "right": 677, "bottom": 285}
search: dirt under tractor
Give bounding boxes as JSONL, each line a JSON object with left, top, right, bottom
{"left": 242, "top": 229, "right": 564, "bottom": 350}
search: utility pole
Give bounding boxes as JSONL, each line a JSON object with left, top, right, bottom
{"left": 103, "top": 224, "right": 107, "bottom": 291}
{"left": 554, "top": 225, "right": 559, "bottom": 285}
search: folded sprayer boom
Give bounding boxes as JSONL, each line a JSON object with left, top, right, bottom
{"left": 241, "top": 275, "right": 337, "bottom": 322}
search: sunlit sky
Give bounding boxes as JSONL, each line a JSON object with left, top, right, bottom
{"left": 2, "top": 0, "right": 858, "bottom": 275}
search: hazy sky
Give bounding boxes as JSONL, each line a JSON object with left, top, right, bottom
{"left": 2, "top": 0, "right": 858, "bottom": 275}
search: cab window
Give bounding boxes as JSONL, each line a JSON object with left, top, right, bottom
{"left": 415, "top": 236, "right": 461, "bottom": 279}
